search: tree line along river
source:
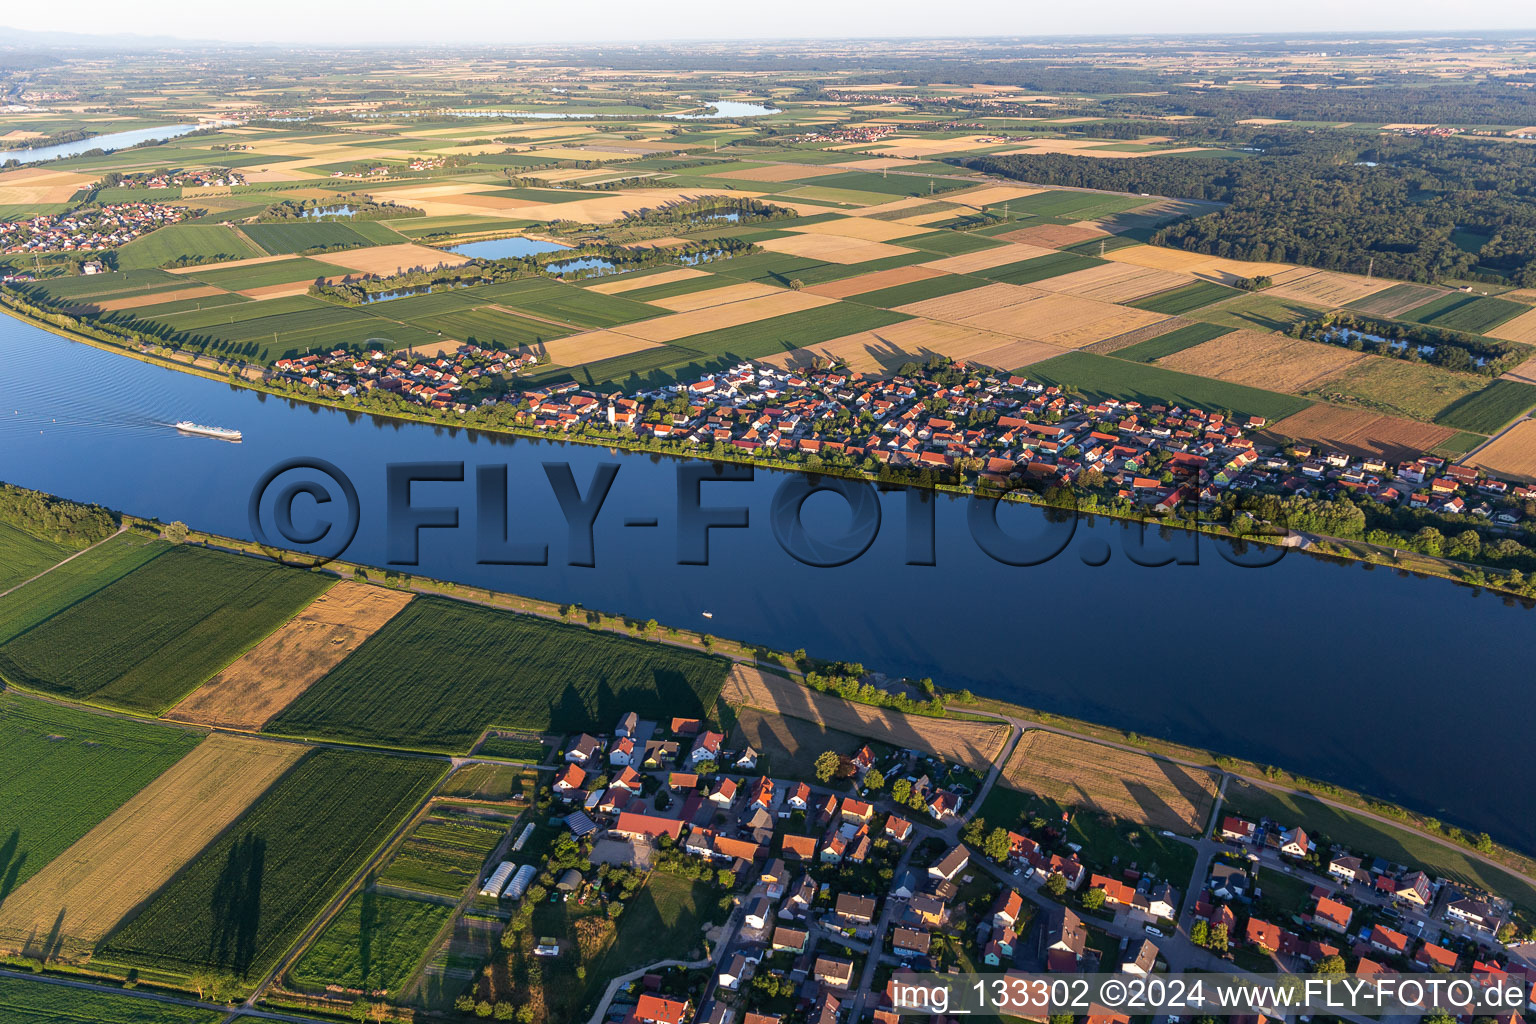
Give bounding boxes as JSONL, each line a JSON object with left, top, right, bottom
{"left": 1, "top": 312, "right": 1533, "bottom": 851}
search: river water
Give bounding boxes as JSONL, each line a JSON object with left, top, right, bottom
{"left": 3, "top": 124, "right": 202, "bottom": 166}
{"left": 1, "top": 314, "right": 1533, "bottom": 849}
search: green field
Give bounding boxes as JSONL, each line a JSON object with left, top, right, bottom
{"left": 0, "top": 977, "right": 223, "bottom": 1024}
{"left": 289, "top": 890, "right": 451, "bottom": 995}
{"left": 474, "top": 736, "right": 547, "bottom": 761}
{"left": 0, "top": 533, "right": 166, "bottom": 646}
{"left": 1114, "top": 322, "right": 1235, "bottom": 363}
{"left": 999, "top": 190, "right": 1151, "bottom": 221}
{"left": 114, "top": 224, "right": 265, "bottom": 270}
{"left": 21, "top": 269, "right": 183, "bottom": 304}
{"left": 98, "top": 749, "right": 442, "bottom": 979}
{"left": 1022, "top": 351, "right": 1314, "bottom": 421}
{"left": 471, "top": 279, "right": 663, "bottom": 329}
{"left": 0, "top": 521, "right": 68, "bottom": 591}
{"left": 267, "top": 597, "right": 729, "bottom": 752}
{"left": 0, "top": 545, "right": 331, "bottom": 713}
{"left": 848, "top": 273, "right": 987, "bottom": 309}
{"left": 665, "top": 303, "right": 910, "bottom": 360}
{"left": 1223, "top": 779, "right": 1536, "bottom": 915}
{"left": 905, "top": 230, "right": 1008, "bottom": 256}
{"left": 377, "top": 811, "right": 510, "bottom": 898}
{"left": 1131, "top": 280, "right": 1242, "bottom": 315}
{"left": 185, "top": 256, "right": 353, "bottom": 290}
{"left": 401, "top": 306, "right": 577, "bottom": 348}
{"left": 801, "top": 171, "right": 971, "bottom": 197}
{"left": 1305, "top": 358, "right": 1489, "bottom": 422}
{"left": 1401, "top": 293, "right": 1530, "bottom": 334}
{"left": 1433, "top": 379, "right": 1536, "bottom": 433}
{"left": 975, "top": 251, "right": 1104, "bottom": 286}
{"left": 240, "top": 221, "right": 402, "bottom": 255}
{"left": 0, "top": 693, "right": 202, "bottom": 892}
{"left": 1190, "top": 292, "right": 1326, "bottom": 332}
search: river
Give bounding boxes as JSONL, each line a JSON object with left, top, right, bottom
{"left": 3, "top": 124, "right": 204, "bottom": 166}
{"left": 1, "top": 314, "right": 1533, "bottom": 850}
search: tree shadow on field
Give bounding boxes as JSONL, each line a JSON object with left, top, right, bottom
{"left": 208, "top": 833, "right": 266, "bottom": 975}
{"left": 0, "top": 830, "right": 27, "bottom": 908}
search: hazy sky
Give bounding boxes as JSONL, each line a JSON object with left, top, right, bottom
{"left": 5, "top": 0, "right": 1534, "bottom": 45}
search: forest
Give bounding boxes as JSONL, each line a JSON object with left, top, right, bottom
{"left": 962, "top": 132, "right": 1536, "bottom": 285}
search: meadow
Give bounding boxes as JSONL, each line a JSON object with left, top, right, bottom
{"left": 1022, "top": 351, "right": 1314, "bottom": 422}
{"left": 98, "top": 749, "right": 442, "bottom": 979}
{"left": 0, "top": 977, "right": 223, "bottom": 1024}
{"left": 241, "top": 220, "right": 403, "bottom": 256}
{"left": 1304, "top": 358, "right": 1491, "bottom": 423}
{"left": 289, "top": 890, "right": 451, "bottom": 996}
{"left": 0, "top": 521, "right": 67, "bottom": 591}
{"left": 266, "top": 597, "right": 730, "bottom": 752}
{"left": 0, "top": 533, "right": 167, "bottom": 646}
{"left": 1190, "top": 293, "right": 1325, "bottom": 333}
{"left": 0, "top": 545, "right": 331, "bottom": 713}
{"left": 1223, "top": 779, "right": 1536, "bottom": 914}
{"left": 0, "top": 694, "right": 202, "bottom": 892}
{"left": 377, "top": 811, "right": 510, "bottom": 898}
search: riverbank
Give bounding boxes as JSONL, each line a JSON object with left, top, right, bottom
{"left": 3, "top": 296, "right": 1527, "bottom": 604}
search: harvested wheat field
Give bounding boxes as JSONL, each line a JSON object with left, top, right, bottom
{"left": 1159, "top": 331, "right": 1367, "bottom": 391}
{"left": 919, "top": 242, "right": 1056, "bottom": 275}
{"left": 1488, "top": 309, "right": 1536, "bottom": 346}
{"left": 621, "top": 290, "right": 833, "bottom": 342}
{"left": 1468, "top": 420, "right": 1536, "bottom": 481}
{"left": 165, "top": 582, "right": 414, "bottom": 731}
{"left": 710, "top": 163, "right": 845, "bottom": 182}
{"left": 768, "top": 317, "right": 1063, "bottom": 373}
{"left": 1264, "top": 268, "right": 1394, "bottom": 307}
{"left": 1268, "top": 405, "right": 1456, "bottom": 461}
{"left": 0, "top": 734, "right": 303, "bottom": 955}
{"left": 804, "top": 265, "right": 944, "bottom": 299}
{"left": 1002, "top": 730, "right": 1219, "bottom": 835}
{"left": 758, "top": 233, "right": 916, "bottom": 265}
{"left": 722, "top": 665, "right": 1006, "bottom": 771}
{"left": 787, "top": 216, "right": 928, "bottom": 242}
{"left": 647, "top": 281, "right": 783, "bottom": 312}
{"left": 997, "top": 223, "right": 1110, "bottom": 248}
{"left": 321, "top": 243, "right": 470, "bottom": 276}
{"left": 586, "top": 268, "right": 707, "bottom": 295}
{"left": 1499, "top": 354, "right": 1536, "bottom": 386}
{"left": 531, "top": 330, "right": 664, "bottom": 366}
{"left": 1029, "top": 304, "right": 1172, "bottom": 350}
{"left": 1106, "top": 244, "right": 1217, "bottom": 273}
{"left": 89, "top": 285, "right": 228, "bottom": 312}
{"left": 897, "top": 281, "right": 1044, "bottom": 322}
{"left": 1033, "top": 262, "right": 1193, "bottom": 303}
{"left": 1084, "top": 316, "right": 1195, "bottom": 354}
{"left": 238, "top": 280, "right": 329, "bottom": 300}
{"left": 0, "top": 167, "right": 96, "bottom": 205}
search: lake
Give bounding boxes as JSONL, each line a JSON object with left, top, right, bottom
{"left": 447, "top": 237, "right": 571, "bottom": 260}
{"left": 2, "top": 314, "right": 1533, "bottom": 850}
{"left": 3, "top": 124, "right": 203, "bottom": 166}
